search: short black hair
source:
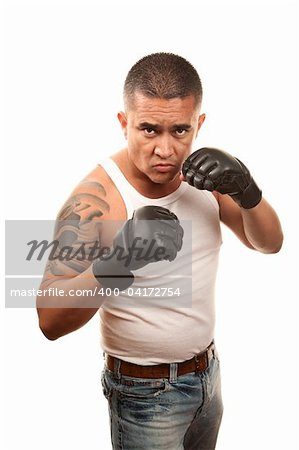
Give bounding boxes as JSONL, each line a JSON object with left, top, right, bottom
{"left": 124, "top": 52, "right": 203, "bottom": 110}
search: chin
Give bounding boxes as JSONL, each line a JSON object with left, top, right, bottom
{"left": 150, "top": 172, "right": 179, "bottom": 184}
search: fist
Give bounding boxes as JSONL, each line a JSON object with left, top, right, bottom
{"left": 92, "top": 205, "right": 184, "bottom": 290}
{"left": 182, "top": 147, "right": 262, "bottom": 209}
{"left": 112, "top": 205, "right": 183, "bottom": 271}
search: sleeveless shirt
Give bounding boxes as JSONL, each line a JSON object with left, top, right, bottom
{"left": 98, "top": 158, "right": 222, "bottom": 365}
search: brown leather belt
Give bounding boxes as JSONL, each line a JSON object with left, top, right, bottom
{"left": 105, "top": 342, "right": 215, "bottom": 379}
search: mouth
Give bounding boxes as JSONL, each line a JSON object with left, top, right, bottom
{"left": 153, "top": 164, "right": 176, "bottom": 173}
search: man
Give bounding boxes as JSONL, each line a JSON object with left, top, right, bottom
{"left": 37, "top": 53, "right": 283, "bottom": 449}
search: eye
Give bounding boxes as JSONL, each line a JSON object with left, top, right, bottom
{"left": 143, "top": 127, "right": 156, "bottom": 136}
{"left": 175, "top": 128, "right": 188, "bottom": 136}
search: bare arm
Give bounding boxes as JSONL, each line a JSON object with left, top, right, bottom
{"left": 217, "top": 192, "right": 284, "bottom": 253}
{"left": 36, "top": 177, "right": 111, "bottom": 340}
{"left": 37, "top": 266, "right": 101, "bottom": 341}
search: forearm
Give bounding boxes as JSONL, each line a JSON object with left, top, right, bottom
{"left": 36, "top": 265, "right": 102, "bottom": 340}
{"left": 241, "top": 197, "right": 283, "bottom": 253}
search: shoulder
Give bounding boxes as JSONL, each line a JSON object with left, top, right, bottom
{"left": 57, "top": 164, "right": 127, "bottom": 222}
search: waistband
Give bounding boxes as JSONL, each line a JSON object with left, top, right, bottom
{"left": 104, "top": 341, "right": 216, "bottom": 379}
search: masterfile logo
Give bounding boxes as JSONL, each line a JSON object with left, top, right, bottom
{"left": 5, "top": 219, "right": 192, "bottom": 308}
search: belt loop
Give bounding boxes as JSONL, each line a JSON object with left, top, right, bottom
{"left": 169, "top": 363, "right": 178, "bottom": 384}
{"left": 114, "top": 358, "right": 121, "bottom": 379}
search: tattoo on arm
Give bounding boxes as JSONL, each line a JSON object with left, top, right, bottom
{"left": 44, "top": 181, "right": 110, "bottom": 280}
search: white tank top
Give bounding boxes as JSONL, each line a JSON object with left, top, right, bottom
{"left": 99, "top": 158, "right": 222, "bottom": 365}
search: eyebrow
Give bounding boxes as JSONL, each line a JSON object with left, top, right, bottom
{"left": 138, "top": 122, "right": 192, "bottom": 130}
{"left": 171, "top": 123, "right": 192, "bottom": 130}
{"left": 138, "top": 122, "right": 160, "bottom": 129}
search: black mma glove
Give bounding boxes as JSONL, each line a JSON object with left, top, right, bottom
{"left": 92, "top": 205, "right": 184, "bottom": 290}
{"left": 182, "top": 147, "right": 262, "bottom": 209}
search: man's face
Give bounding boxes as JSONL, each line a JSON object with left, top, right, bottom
{"left": 118, "top": 92, "right": 205, "bottom": 186}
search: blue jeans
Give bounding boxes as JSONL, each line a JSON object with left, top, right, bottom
{"left": 101, "top": 352, "right": 223, "bottom": 449}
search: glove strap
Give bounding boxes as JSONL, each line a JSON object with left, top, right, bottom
{"left": 92, "top": 258, "right": 134, "bottom": 290}
{"left": 232, "top": 178, "right": 262, "bottom": 209}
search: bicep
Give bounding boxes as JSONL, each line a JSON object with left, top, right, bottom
{"left": 40, "top": 218, "right": 104, "bottom": 289}
{"left": 40, "top": 179, "right": 110, "bottom": 289}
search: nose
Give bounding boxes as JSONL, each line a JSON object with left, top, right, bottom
{"left": 154, "top": 134, "right": 174, "bottom": 159}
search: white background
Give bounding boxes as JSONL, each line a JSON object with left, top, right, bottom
{"left": 1, "top": 0, "right": 298, "bottom": 449}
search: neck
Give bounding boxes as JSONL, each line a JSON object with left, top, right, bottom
{"left": 112, "top": 149, "right": 181, "bottom": 199}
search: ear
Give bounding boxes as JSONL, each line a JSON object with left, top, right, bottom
{"left": 195, "top": 113, "right": 206, "bottom": 138}
{"left": 117, "top": 111, "right": 128, "bottom": 139}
